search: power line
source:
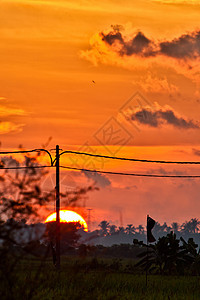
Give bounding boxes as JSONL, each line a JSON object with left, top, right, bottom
{"left": 0, "top": 165, "right": 53, "bottom": 170}
{"left": 1, "top": 163, "right": 198, "bottom": 178}
{"left": 0, "top": 147, "right": 200, "bottom": 177}
{"left": 1, "top": 148, "right": 200, "bottom": 166}
{"left": 0, "top": 149, "right": 53, "bottom": 166}
{"left": 0, "top": 164, "right": 199, "bottom": 178}
{"left": 59, "top": 150, "right": 200, "bottom": 165}
{"left": 60, "top": 165, "right": 200, "bottom": 178}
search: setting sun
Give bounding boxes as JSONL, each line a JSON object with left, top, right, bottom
{"left": 45, "top": 210, "right": 88, "bottom": 231}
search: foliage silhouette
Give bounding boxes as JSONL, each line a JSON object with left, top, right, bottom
{"left": 135, "top": 232, "right": 198, "bottom": 275}
{"left": 0, "top": 145, "right": 99, "bottom": 299}
{"left": 45, "top": 221, "right": 81, "bottom": 253}
{"left": 98, "top": 220, "right": 110, "bottom": 236}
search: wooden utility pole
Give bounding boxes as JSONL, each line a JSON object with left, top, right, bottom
{"left": 56, "top": 145, "right": 60, "bottom": 269}
{"left": 146, "top": 214, "right": 149, "bottom": 286}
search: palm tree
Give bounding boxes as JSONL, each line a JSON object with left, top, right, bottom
{"left": 109, "top": 224, "right": 117, "bottom": 235}
{"left": 189, "top": 218, "right": 200, "bottom": 233}
{"left": 98, "top": 220, "right": 109, "bottom": 236}
{"left": 171, "top": 222, "right": 179, "bottom": 234}
{"left": 125, "top": 224, "right": 136, "bottom": 235}
{"left": 117, "top": 226, "right": 125, "bottom": 234}
{"left": 161, "top": 222, "right": 171, "bottom": 233}
{"left": 180, "top": 219, "right": 200, "bottom": 234}
{"left": 136, "top": 225, "right": 145, "bottom": 235}
{"left": 153, "top": 222, "right": 163, "bottom": 236}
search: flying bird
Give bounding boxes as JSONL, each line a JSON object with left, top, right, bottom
{"left": 92, "top": 80, "right": 96, "bottom": 84}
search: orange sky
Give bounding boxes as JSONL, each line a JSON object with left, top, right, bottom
{"left": 1, "top": 0, "right": 200, "bottom": 227}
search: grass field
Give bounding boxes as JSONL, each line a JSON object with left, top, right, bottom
{"left": 1, "top": 257, "right": 200, "bottom": 300}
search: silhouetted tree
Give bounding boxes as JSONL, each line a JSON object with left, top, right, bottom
{"left": 136, "top": 232, "right": 194, "bottom": 275}
{"left": 109, "top": 224, "right": 117, "bottom": 235}
{"left": 171, "top": 222, "right": 180, "bottom": 234}
{"left": 0, "top": 146, "right": 99, "bottom": 299}
{"left": 153, "top": 222, "right": 163, "bottom": 236}
{"left": 125, "top": 224, "right": 136, "bottom": 235}
{"left": 0, "top": 150, "right": 54, "bottom": 299}
{"left": 46, "top": 221, "right": 81, "bottom": 252}
{"left": 181, "top": 237, "right": 200, "bottom": 275}
{"left": 117, "top": 226, "right": 125, "bottom": 234}
{"left": 62, "top": 185, "right": 99, "bottom": 208}
{"left": 161, "top": 222, "right": 171, "bottom": 233}
{"left": 98, "top": 220, "right": 110, "bottom": 236}
{"left": 181, "top": 218, "right": 200, "bottom": 234}
{"left": 136, "top": 225, "right": 145, "bottom": 235}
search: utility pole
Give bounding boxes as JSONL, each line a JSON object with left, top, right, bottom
{"left": 87, "top": 208, "right": 93, "bottom": 232}
{"left": 146, "top": 214, "right": 149, "bottom": 286}
{"left": 56, "top": 145, "right": 60, "bottom": 269}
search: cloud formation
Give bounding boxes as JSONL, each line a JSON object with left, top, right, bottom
{"left": 0, "top": 100, "right": 27, "bottom": 134}
{"left": 192, "top": 148, "right": 200, "bottom": 156}
{"left": 0, "top": 105, "right": 26, "bottom": 117}
{"left": 147, "top": 167, "right": 185, "bottom": 176}
{"left": 134, "top": 74, "right": 179, "bottom": 94}
{"left": 128, "top": 104, "right": 199, "bottom": 129}
{"left": 82, "top": 170, "right": 111, "bottom": 188}
{"left": 101, "top": 31, "right": 153, "bottom": 57}
{"left": 100, "top": 28, "right": 200, "bottom": 60}
{"left": 0, "top": 122, "right": 24, "bottom": 134}
{"left": 81, "top": 26, "right": 200, "bottom": 75}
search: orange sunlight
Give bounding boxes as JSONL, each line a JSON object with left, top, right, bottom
{"left": 45, "top": 210, "right": 88, "bottom": 231}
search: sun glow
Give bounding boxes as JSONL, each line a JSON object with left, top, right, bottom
{"left": 45, "top": 210, "right": 88, "bottom": 231}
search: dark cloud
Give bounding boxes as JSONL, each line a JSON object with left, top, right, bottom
{"left": 160, "top": 32, "right": 200, "bottom": 59}
{"left": 147, "top": 168, "right": 186, "bottom": 176}
{"left": 123, "top": 32, "right": 152, "bottom": 56}
{"left": 101, "top": 31, "right": 153, "bottom": 57}
{"left": 101, "top": 27, "right": 200, "bottom": 60}
{"left": 192, "top": 148, "right": 200, "bottom": 156}
{"left": 82, "top": 170, "right": 111, "bottom": 188}
{"left": 101, "top": 31, "right": 124, "bottom": 46}
{"left": 130, "top": 107, "right": 199, "bottom": 129}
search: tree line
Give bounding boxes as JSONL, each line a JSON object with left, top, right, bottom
{"left": 89, "top": 218, "right": 200, "bottom": 246}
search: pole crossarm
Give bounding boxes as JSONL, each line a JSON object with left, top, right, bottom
{"left": 0, "top": 148, "right": 54, "bottom": 166}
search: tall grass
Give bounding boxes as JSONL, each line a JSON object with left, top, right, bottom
{"left": 1, "top": 257, "right": 200, "bottom": 300}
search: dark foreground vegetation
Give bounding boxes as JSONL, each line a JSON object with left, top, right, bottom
{"left": 2, "top": 232, "right": 200, "bottom": 300}
{"left": 1, "top": 256, "right": 200, "bottom": 300}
